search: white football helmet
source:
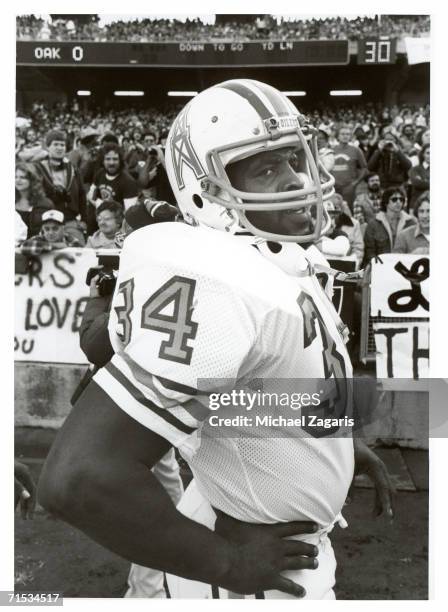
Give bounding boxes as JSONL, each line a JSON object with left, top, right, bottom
{"left": 165, "top": 79, "right": 334, "bottom": 243}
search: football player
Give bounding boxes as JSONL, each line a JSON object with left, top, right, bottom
{"left": 38, "top": 79, "right": 393, "bottom": 599}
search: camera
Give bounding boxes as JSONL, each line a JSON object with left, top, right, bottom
{"left": 51, "top": 184, "right": 71, "bottom": 204}
{"left": 85, "top": 251, "right": 120, "bottom": 297}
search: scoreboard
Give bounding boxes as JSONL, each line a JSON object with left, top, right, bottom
{"left": 16, "top": 40, "right": 350, "bottom": 67}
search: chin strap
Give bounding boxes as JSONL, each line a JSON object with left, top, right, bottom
{"left": 308, "top": 262, "right": 366, "bottom": 345}
{"left": 313, "top": 263, "right": 365, "bottom": 283}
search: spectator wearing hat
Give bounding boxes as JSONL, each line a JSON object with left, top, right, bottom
{"left": 86, "top": 201, "right": 124, "bottom": 249}
{"left": 367, "top": 132, "right": 412, "bottom": 190}
{"left": 69, "top": 127, "right": 100, "bottom": 187}
{"left": 408, "top": 144, "right": 430, "bottom": 209}
{"left": 15, "top": 162, "right": 54, "bottom": 238}
{"left": 393, "top": 191, "right": 430, "bottom": 255}
{"left": 34, "top": 130, "right": 87, "bottom": 243}
{"left": 331, "top": 125, "right": 367, "bottom": 208}
{"left": 363, "top": 186, "right": 416, "bottom": 265}
{"left": 22, "top": 210, "right": 84, "bottom": 254}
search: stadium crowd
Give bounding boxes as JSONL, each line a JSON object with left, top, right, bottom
{"left": 15, "top": 98, "right": 430, "bottom": 268}
{"left": 16, "top": 14, "right": 430, "bottom": 42}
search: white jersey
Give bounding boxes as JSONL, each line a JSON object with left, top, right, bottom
{"left": 94, "top": 222, "right": 354, "bottom": 528}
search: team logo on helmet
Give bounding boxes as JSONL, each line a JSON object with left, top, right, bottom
{"left": 170, "top": 106, "right": 206, "bottom": 190}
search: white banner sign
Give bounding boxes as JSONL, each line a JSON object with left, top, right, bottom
{"left": 403, "top": 36, "right": 430, "bottom": 65}
{"left": 373, "top": 321, "right": 429, "bottom": 380}
{"left": 15, "top": 248, "right": 99, "bottom": 364}
{"left": 370, "top": 254, "right": 429, "bottom": 319}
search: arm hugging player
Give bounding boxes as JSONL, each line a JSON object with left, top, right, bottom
{"left": 39, "top": 79, "right": 393, "bottom": 599}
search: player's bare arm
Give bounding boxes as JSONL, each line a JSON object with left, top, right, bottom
{"left": 38, "top": 381, "right": 318, "bottom": 597}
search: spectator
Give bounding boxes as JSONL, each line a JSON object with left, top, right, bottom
{"left": 137, "top": 144, "right": 175, "bottom": 203}
{"left": 34, "top": 130, "right": 87, "bottom": 243}
{"left": 400, "top": 123, "right": 419, "bottom": 162}
{"left": 363, "top": 186, "right": 416, "bottom": 264}
{"left": 317, "top": 125, "right": 335, "bottom": 172}
{"left": 125, "top": 130, "right": 153, "bottom": 180}
{"left": 16, "top": 14, "right": 431, "bottom": 43}
{"left": 17, "top": 127, "right": 47, "bottom": 162}
{"left": 408, "top": 144, "right": 430, "bottom": 209}
{"left": 22, "top": 210, "right": 84, "bottom": 253}
{"left": 15, "top": 162, "right": 54, "bottom": 238}
{"left": 353, "top": 127, "right": 375, "bottom": 162}
{"left": 331, "top": 125, "right": 367, "bottom": 208}
{"left": 86, "top": 201, "right": 124, "bottom": 249}
{"left": 393, "top": 191, "right": 430, "bottom": 254}
{"left": 367, "top": 132, "right": 412, "bottom": 190}
{"left": 322, "top": 195, "right": 364, "bottom": 269}
{"left": 101, "top": 132, "right": 120, "bottom": 146}
{"left": 352, "top": 199, "right": 374, "bottom": 237}
{"left": 88, "top": 143, "right": 139, "bottom": 214}
{"left": 354, "top": 172, "right": 383, "bottom": 214}
{"left": 68, "top": 127, "right": 100, "bottom": 187}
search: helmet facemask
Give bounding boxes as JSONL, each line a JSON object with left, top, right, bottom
{"left": 200, "top": 124, "right": 334, "bottom": 243}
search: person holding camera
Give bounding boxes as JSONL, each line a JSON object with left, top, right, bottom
{"left": 34, "top": 129, "right": 87, "bottom": 245}
{"left": 124, "top": 129, "right": 153, "bottom": 181}
{"left": 85, "top": 201, "right": 124, "bottom": 249}
{"left": 137, "top": 137, "right": 175, "bottom": 203}
{"left": 367, "top": 131, "right": 412, "bottom": 191}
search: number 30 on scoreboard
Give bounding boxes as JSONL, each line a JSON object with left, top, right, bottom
{"left": 358, "top": 38, "right": 396, "bottom": 64}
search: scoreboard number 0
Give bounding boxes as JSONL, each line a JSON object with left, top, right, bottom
{"left": 72, "top": 46, "right": 84, "bottom": 62}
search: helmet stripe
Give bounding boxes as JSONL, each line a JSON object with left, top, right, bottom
{"left": 247, "top": 80, "right": 291, "bottom": 117}
{"left": 217, "top": 81, "right": 274, "bottom": 121}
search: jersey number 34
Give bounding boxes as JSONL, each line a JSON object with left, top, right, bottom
{"left": 114, "top": 275, "right": 198, "bottom": 365}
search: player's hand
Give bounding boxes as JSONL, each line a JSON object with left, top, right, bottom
{"left": 353, "top": 439, "right": 395, "bottom": 520}
{"left": 14, "top": 460, "right": 36, "bottom": 519}
{"left": 215, "top": 512, "right": 319, "bottom": 597}
{"left": 143, "top": 199, "right": 178, "bottom": 222}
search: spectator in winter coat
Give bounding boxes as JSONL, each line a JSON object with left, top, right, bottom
{"left": 34, "top": 129, "right": 87, "bottom": 244}
{"left": 364, "top": 186, "right": 416, "bottom": 265}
